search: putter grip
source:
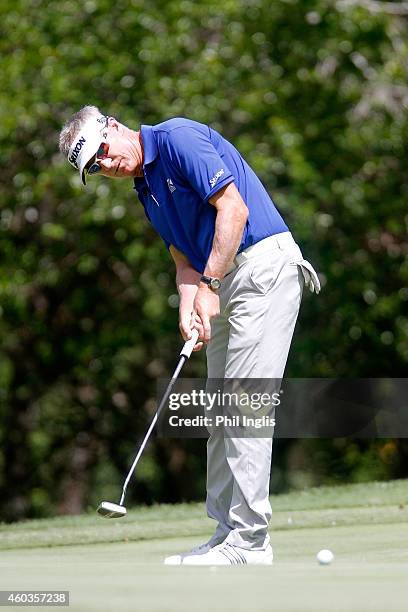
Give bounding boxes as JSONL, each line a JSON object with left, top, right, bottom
{"left": 180, "top": 328, "right": 200, "bottom": 359}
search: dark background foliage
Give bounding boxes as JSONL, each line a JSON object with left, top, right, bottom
{"left": 0, "top": 0, "right": 407, "bottom": 520}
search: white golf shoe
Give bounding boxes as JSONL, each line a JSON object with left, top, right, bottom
{"left": 173, "top": 542, "right": 273, "bottom": 566}
{"left": 164, "top": 537, "right": 224, "bottom": 565}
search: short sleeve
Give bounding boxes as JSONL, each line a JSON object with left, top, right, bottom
{"left": 163, "top": 127, "right": 234, "bottom": 201}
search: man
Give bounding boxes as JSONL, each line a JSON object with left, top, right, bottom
{"left": 59, "top": 106, "right": 320, "bottom": 565}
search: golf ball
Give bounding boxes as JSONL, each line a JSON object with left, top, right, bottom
{"left": 317, "top": 549, "right": 334, "bottom": 565}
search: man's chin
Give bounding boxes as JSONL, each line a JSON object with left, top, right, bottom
{"left": 120, "top": 169, "right": 138, "bottom": 178}
{"left": 101, "top": 162, "right": 139, "bottom": 179}
{"left": 116, "top": 162, "right": 138, "bottom": 178}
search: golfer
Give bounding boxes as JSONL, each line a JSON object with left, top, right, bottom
{"left": 59, "top": 107, "right": 320, "bottom": 565}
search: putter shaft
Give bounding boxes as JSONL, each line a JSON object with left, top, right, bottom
{"left": 119, "top": 329, "right": 199, "bottom": 506}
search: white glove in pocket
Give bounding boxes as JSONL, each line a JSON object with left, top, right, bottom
{"left": 291, "top": 259, "right": 321, "bottom": 294}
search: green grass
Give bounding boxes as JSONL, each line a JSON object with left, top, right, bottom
{"left": 1, "top": 480, "right": 408, "bottom": 611}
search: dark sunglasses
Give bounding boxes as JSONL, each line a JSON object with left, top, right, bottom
{"left": 87, "top": 142, "right": 110, "bottom": 176}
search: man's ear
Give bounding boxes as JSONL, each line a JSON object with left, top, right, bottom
{"left": 107, "top": 116, "right": 120, "bottom": 130}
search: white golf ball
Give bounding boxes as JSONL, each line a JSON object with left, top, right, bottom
{"left": 317, "top": 549, "right": 334, "bottom": 565}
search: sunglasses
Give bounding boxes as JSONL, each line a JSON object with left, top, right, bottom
{"left": 86, "top": 142, "right": 110, "bottom": 176}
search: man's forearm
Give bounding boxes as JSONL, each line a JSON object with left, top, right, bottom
{"left": 204, "top": 185, "right": 248, "bottom": 279}
{"left": 170, "top": 182, "right": 248, "bottom": 345}
{"left": 170, "top": 246, "right": 201, "bottom": 302}
{"left": 169, "top": 244, "right": 203, "bottom": 340}
{"left": 176, "top": 264, "right": 201, "bottom": 301}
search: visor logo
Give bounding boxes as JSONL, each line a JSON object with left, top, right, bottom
{"left": 69, "top": 136, "right": 86, "bottom": 168}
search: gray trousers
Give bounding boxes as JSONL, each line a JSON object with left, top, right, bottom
{"left": 205, "top": 231, "right": 320, "bottom": 550}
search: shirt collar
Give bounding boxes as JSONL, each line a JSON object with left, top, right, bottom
{"left": 140, "top": 124, "right": 158, "bottom": 166}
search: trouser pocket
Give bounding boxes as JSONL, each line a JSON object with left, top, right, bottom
{"left": 247, "top": 250, "right": 287, "bottom": 295}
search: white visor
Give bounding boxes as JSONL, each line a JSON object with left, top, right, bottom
{"left": 67, "top": 115, "right": 107, "bottom": 185}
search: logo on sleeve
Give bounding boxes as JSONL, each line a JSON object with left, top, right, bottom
{"left": 209, "top": 169, "right": 224, "bottom": 188}
{"left": 167, "top": 178, "right": 176, "bottom": 193}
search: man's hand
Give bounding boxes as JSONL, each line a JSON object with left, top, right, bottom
{"left": 179, "top": 293, "right": 205, "bottom": 352}
{"left": 193, "top": 285, "right": 220, "bottom": 343}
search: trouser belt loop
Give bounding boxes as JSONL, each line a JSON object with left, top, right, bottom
{"left": 276, "top": 233, "right": 284, "bottom": 250}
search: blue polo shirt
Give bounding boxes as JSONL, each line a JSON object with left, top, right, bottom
{"left": 134, "top": 118, "right": 288, "bottom": 273}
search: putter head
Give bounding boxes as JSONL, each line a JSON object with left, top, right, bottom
{"left": 97, "top": 501, "right": 127, "bottom": 519}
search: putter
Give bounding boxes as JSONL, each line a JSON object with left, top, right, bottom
{"left": 97, "top": 328, "right": 199, "bottom": 518}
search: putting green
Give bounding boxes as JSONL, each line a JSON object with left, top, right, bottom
{"left": 1, "top": 480, "right": 408, "bottom": 611}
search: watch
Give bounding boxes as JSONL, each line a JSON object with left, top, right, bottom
{"left": 200, "top": 275, "right": 221, "bottom": 291}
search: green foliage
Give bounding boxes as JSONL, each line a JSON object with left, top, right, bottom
{"left": 0, "top": 0, "right": 407, "bottom": 519}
